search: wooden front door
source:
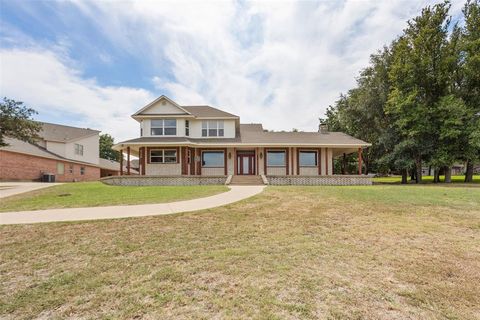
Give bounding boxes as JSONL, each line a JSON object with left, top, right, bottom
{"left": 237, "top": 152, "right": 255, "bottom": 175}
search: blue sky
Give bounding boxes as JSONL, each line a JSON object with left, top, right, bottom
{"left": 0, "top": 0, "right": 464, "bottom": 141}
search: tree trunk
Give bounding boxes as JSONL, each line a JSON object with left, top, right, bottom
{"left": 415, "top": 158, "right": 422, "bottom": 184}
{"left": 433, "top": 168, "right": 441, "bottom": 183}
{"left": 401, "top": 169, "right": 408, "bottom": 184}
{"left": 465, "top": 160, "right": 474, "bottom": 183}
{"left": 410, "top": 170, "right": 416, "bottom": 181}
{"left": 445, "top": 166, "right": 452, "bottom": 183}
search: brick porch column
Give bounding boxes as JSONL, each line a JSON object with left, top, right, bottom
{"left": 358, "top": 148, "right": 362, "bottom": 175}
{"left": 127, "top": 146, "right": 131, "bottom": 175}
{"left": 120, "top": 149, "right": 123, "bottom": 175}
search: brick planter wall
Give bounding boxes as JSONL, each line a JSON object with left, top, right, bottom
{"left": 101, "top": 175, "right": 227, "bottom": 186}
{"left": 267, "top": 175, "right": 372, "bottom": 186}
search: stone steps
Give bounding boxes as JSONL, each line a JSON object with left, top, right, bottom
{"left": 230, "top": 175, "right": 264, "bottom": 185}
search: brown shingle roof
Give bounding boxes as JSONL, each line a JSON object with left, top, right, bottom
{"left": 182, "top": 106, "right": 239, "bottom": 118}
{"left": 116, "top": 124, "right": 370, "bottom": 147}
{"left": 40, "top": 122, "right": 100, "bottom": 142}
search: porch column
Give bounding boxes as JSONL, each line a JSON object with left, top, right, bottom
{"left": 358, "top": 148, "right": 362, "bottom": 175}
{"left": 141, "top": 147, "right": 146, "bottom": 175}
{"left": 233, "top": 148, "right": 237, "bottom": 175}
{"left": 342, "top": 153, "right": 346, "bottom": 175}
{"left": 127, "top": 146, "right": 131, "bottom": 175}
{"left": 120, "top": 149, "right": 123, "bottom": 175}
{"left": 286, "top": 148, "right": 289, "bottom": 175}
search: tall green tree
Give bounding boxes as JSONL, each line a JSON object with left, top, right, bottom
{"left": 99, "top": 133, "right": 120, "bottom": 161}
{"left": 0, "top": 98, "right": 41, "bottom": 147}
{"left": 459, "top": 0, "right": 480, "bottom": 182}
{"left": 386, "top": 1, "right": 452, "bottom": 183}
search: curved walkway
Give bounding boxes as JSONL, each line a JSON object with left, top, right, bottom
{"left": 0, "top": 185, "right": 265, "bottom": 225}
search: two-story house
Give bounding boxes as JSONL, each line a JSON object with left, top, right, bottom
{"left": 0, "top": 122, "right": 102, "bottom": 181}
{"left": 113, "top": 95, "right": 371, "bottom": 185}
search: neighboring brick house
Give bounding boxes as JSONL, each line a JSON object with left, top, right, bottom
{"left": 0, "top": 122, "right": 102, "bottom": 182}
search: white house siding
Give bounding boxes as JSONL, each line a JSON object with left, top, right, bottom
{"left": 299, "top": 167, "right": 318, "bottom": 175}
{"left": 202, "top": 167, "right": 225, "bottom": 176}
{"left": 141, "top": 119, "right": 186, "bottom": 138}
{"left": 46, "top": 141, "right": 66, "bottom": 158}
{"left": 227, "top": 148, "right": 234, "bottom": 175}
{"left": 146, "top": 163, "right": 181, "bottom": 175}
{"left": 65, "top": 134, "right": 99, "bottom": 165}
{"left": 267, "top": 167, "right": 287, "bottom": 176}
{"left": 258, "top": 148, "right": 265, "bottom": 175}
{"left": 189, "top": 119, "right": 236, "bottom": 138}
{"left": 327, "top": 148, "right": 333, "bottom": 175}
{"left": 143, "top": 100, "right": 187, "bottom": 114}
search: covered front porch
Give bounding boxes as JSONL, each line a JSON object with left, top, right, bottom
{"left": 116, "top": 145, "right": 367, "bottom": 177}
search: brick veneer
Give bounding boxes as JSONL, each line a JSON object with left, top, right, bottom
{"left": 267, "top": 175, "right": 372, "bottom": 186}
{"left": 101, "top": 175, "right": 227, "bottom": 186}
{"left": 0, "top": 150, "right": 100, "bottom": 182}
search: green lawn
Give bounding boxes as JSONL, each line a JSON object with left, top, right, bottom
{"left": 1, "top": 185, "right": 479, "bottom": 319}
{"left": 373, "top": 174, "right": 480, "bottom": 184}
{"left": 0, "top": 182, "right": 228, "bottom": 212}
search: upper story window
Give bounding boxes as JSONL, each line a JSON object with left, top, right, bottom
{"left": 74, "top": 143, "right": 84, "bottom": 156}
{"left": 202, "top": 120, "right": 224, "bottom": 137}
{"left": 151, "top": 119, "right": 177, "bottom": 136}
{"left": 185, "top": 120, "right": 190, "bottom": 136}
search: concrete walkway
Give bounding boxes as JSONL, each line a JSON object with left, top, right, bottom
{"left": 0, "top": 185, "right": 265, "bottom": 225}
{"left": 0, "top": 182, "right": 62, "bottom": 199}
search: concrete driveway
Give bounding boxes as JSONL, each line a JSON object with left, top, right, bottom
{"left": 0, "top": 182, "right": 62, "bottom": 199}
{"left": 0, "top": 185, "right": 265, "bottom": 225}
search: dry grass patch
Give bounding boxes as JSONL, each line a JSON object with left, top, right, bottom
{"left": 1, "top": 185, "right": 479, "bottom": 319}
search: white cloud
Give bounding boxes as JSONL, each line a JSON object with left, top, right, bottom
{"left": 0, "top": 48, "right": 154, "bottom": 141}
{"left": 71, "top": 0, "right": 460, "bottom": 131}
{"left": 1, "top": 0, "right": 465, "bottom": 140}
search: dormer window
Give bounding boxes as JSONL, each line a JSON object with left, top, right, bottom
{"left": 202, "top": 120, "right": 224, "bottom": 137}
{"left": 151, "top": 119, "right": 176, "bottom": 136}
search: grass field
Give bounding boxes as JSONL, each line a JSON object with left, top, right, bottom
{"left": 373, "top": 174, "right": 480, "bottom": 184}
{"left": 1, "top": 185, "right": 479, "bottom": 319}
{"left": 0, "top": 182, "right": 228, "bottom": 212}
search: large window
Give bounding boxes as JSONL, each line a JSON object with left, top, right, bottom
{"left": 151, "top": 119, "right": 177, "bottom": 136}
{"left": 202, "top": 151, "right": 224, "bottom": 167}
{"left": 74, "top": 143, "right": 84, "bottom": 156}
{"left": 299, "top": 151, "right": 317, "bottom": 167}
{"left": 150, "top": 149, "right": 177, "bottom": 163}
{"left": 202, "top": 120, "right": 224, "bottom": 137}
{"left": 267, "top": 150, "right": 286, "bottom": 166}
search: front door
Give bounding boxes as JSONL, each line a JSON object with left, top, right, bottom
{"left": 237, "top": 152, "right": 255, "bottom": 175}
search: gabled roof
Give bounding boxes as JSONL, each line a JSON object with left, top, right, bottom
{"left": 132, "top": 95, "right": 239, "bottom": 119}
{"left": 114, "top": 123, "right": 371, "bottom": 147}
{"left": 132, "top": 95, "right": 191, "bottom": 117}
{"left": 182, "top": 106, "right": 238, "bottom": 118}
{"left": 40, "top": 122, "right": 100, "bottom": 142}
